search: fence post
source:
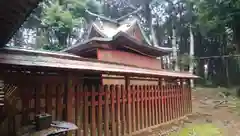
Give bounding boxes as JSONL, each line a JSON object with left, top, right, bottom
{"left": 66, "top": 74, "right": 74, "bottom": 136}
{"left": 179, "top": 79, "right": 183, "bottom": 117}
{"left": 140, "top": 86, "right": 144, "bottom": 129}
{"left": 154, "top": 86, "right": 158, "bottom": 125}
{"left": 131, "top": 85, "right": 136, "bottom": 132}
{"left": 116, "top": 85, "right": 121, "bottom": 136}
{"left": 83, "top": 86, "right": 89, "bottom": 136}
{"left": 97, "top": 85, "right": 103, "bottom": 136}
{"left": 75, "top": 84, "right": 81, "bottom": 136}
{"left": 157, "top": 86, "right": 161, "bottom": 124}
{"left": 144, "top": 85, "right": 148, "bottom": 127}
{"left": 182, "top": 79, "right": 187, "bottom": 115}
{"left": 110, "top": 85, "right": 116, "bottom": 136}
{"left": 91, "top": 86, "right": 97, "bottom": 136}
{"left": 161, "top": 85, "right": 165, "bottom": 123}
{"left": 127, "top": 85, "right": 132, "bottom": 135}
{"left": 136, "top": 85, "right": 140, "bottom": 131}
{"left": 104, "top": 85, "right": 110, "bottom": 136}
{"left": 121, "top": 85, "right": 126, "bottom": 135}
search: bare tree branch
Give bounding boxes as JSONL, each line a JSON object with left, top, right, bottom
{"left": 85, "top": 9, "right": 118, "bottom": 24}
{"left": 115, "top": 6, "right": 143, "bottom": 21}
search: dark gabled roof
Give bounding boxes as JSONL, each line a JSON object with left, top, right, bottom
{"left": 63, "top": 32, "right": 172, "bottom": 57}
{"left": 0, "top": 0, "right": 42, "bottom": 47}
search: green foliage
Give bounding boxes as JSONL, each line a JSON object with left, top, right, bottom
{"left": 195, "top": 0, "right": 240, "bottom": 34}
{"left": 39, "top": 0, "right": 103, "bottom": 50}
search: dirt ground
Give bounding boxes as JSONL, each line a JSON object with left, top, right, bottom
{"left": 135, "top": 87, "right": 240, "bottom": 136}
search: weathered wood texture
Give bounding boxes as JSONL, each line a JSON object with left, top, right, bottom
{"left": 0, "top": 73, "right": 191, "bottom": 136}
{"left": 97, "top": 49, "right": 162, "bottom": 70}
{"left": 102, "top": 75, "right": 158, "bottom": 85}
{"left": 0, "top": 48, "right": 198, "bottom": 79}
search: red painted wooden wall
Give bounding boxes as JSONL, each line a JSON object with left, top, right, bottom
{"left": 97, "top": 49, "right": 162, "bottom": 70}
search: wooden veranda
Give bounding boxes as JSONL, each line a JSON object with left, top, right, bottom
{"left": 0, "top": 48, "right": 197, "bottom": 136}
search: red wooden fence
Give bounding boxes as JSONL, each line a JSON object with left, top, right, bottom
{"left": 69, "top": 84, "right": 191, "bottom": 136}
{"left": 0, "top": 75, "right": 192, "bottom": 136}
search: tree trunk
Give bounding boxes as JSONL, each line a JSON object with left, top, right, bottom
{"left": 172, "top": 26, "right": 179, "bottom": 71}
{"left": 151, "top": 24, "right": 158, "bottom": 47}
{"left": 13, "top": 30, "right": 23, "bottom": 47}
{"left": 144, "top": 2, "right": 158, "bottom": 47}
{"left": 189, "top": 24, "right": 194, "bottom": 88}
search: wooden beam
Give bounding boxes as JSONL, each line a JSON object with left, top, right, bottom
{"left": 65, "top": 73, "right": 74, "bottom": 136}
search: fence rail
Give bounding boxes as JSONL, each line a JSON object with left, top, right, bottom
{"left": 0, "top": 75, "right": 191, "bottom": 136}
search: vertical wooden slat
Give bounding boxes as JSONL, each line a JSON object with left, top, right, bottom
{"left": 104, "top": 85, "right": 110, "bottom": 136}
{"left": 173, "top": 85, "right": 176, "bottom": 119}
{"left": 136, "top": 86, "right": 140, "bottom": 130}
{"left": 83, "top": 86, "right": 89, "bottom": 136}
{"left": 91, "top": 86, "right": 97, "bottom": 136}
{"left": 110, "top": 85, "right": 116, "bottom": 136}
{"left": 148, "top": 85, "right": 152, "bottom": 126}
{"left": 76, "top": 85, "right": 81, "bottom": 136}
{"left": 66, "top": 75, "right": 74, "bottom": 136}
{"left": 121, "top": 85, "right": 126, "bottom": 135}
{"left": 170, "top": 84, "right": 173, "bottom": 120}
{"left": 159, "top": 86, "right": 162, "bottom": 124}
{"left": 158, "top": 86, "right": 161, "bottom": 124}
{"left": 163, "top": 85, "right": 167, "bottom": 122}
{"left": 167, "top": 84, "right": 170, "bottom": 121}
{"left": 144, "top": 85, "right": 148, "bottom": 127}
{"left": 126, "top": 85, "right": 132, "bottom": 135}
{"left": 175, "top": 85, "right": 178, "bottom": 119}
{"left": 189, "top": 82, "right": 192, "bottom": 113}
{"left": 35, "top": 85, "right": 40, "bottom": 114}
{"left": 188, "top": 82, "right": 190, "bottom": 113}
{"left": 177, "top": 85, "right": 180, "bottom": 118}
{"left": 179, "top": 84, "right": 182, "bottom": 117}
{"left": 66, "top": 77, "right": 74, "bottom": 122}
{"left": 168, "top": 84, "right": 171, "bottom": 121}
{"left": 131, "top": 85, "right": 136, "bottom": 132}
{"left": 181, "top": 81, "right": 184, "bottom": 117}
{"left": 152, "top": 86, "right": 155, "bottom": 126}
{"left": 171, "top": 85, "right": 174, "bottom": 120}
{"left": 174, "top": 85, "right": 177, "bottom": 119}
{"left": 155, "top": 86, "right": 159, "bottom": 125}
{"left": 184, "top": 81, "right": 187, "bottom": 114}
{"left": 116, "top": 85, "right": 121, "bottom": 136}
{"left": 140, "top": 86, "right": 144, "bottom": 129}
{"left": 164, "top": 85, "right": 168, "bottom": 122}
{"left": 46, "top": 84, "right": 52, "bottom": 115}
{"left": 97, "top": 85, "right": 103, "bottom": 136}
{"left": 145, "top": 85, "right": 148, "bottom": 127}
{"left": 56, "top": 84, "right": 63, "bottom": 120}
{"left": 151, "top": 86, "right": 155, "bottom": 126}
{"left": 22, "top": 85, "right": 29, "bottom": 125}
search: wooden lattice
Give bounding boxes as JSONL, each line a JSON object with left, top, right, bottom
{"left": 0, "top": 83, "right": 19, "bottom": 124}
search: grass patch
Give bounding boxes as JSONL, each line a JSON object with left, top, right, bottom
{"left": 169, "top": 123, "right": 223, "bottom": 136}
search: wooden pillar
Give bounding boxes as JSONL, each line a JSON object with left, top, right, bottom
{"left": 180, "top": 79, "right": 184, "bottom": 117}
{"left": 65, "top": 73, "right": 74, "bottom": 136}
{"left": 182, "top": 78, "right": 187, "bottom": 115}
{"left": 186, "top": 79, "right": 192, "bottom": 113}
{"left": 125, "top": 76, "right": 132, "bottom": 134}
{"left": 125, "top": 76, "right": 130, "bottom": 88}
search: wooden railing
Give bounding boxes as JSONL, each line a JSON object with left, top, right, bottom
{"left": 70, "top": 84, "right": 191, "bottom": 136}
{"left": 0, "top": 75, "right": 192, "bottom": 136}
